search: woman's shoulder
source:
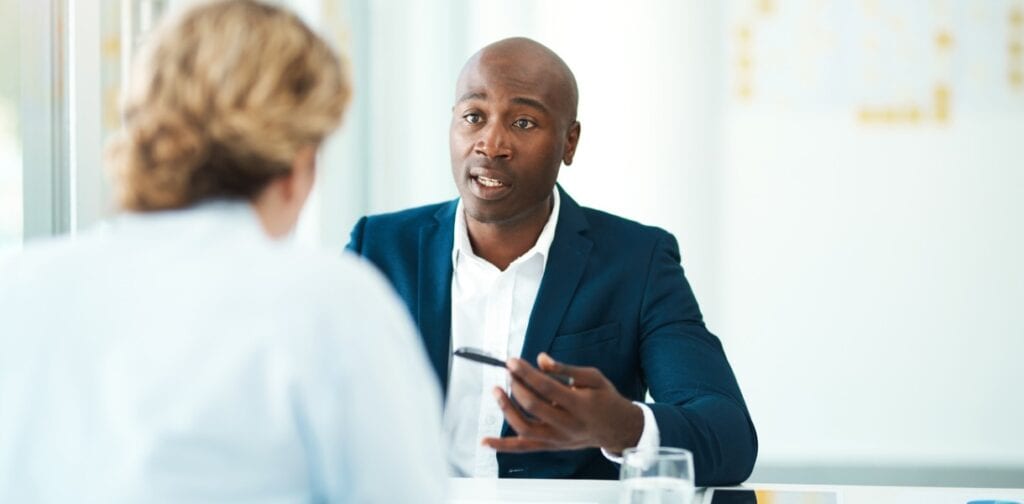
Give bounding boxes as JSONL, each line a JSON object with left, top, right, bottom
{"left": 275, "top": 246, "right": 400, "bottom": 305}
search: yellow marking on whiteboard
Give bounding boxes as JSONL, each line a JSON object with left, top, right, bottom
{"left": 734, "top": 22, "right": 754, "bottom": 104}
{"left": 857, "top": 107, "right": 876, "bottom": 123}
{"left": 737, "top": 83, "right": 754, "bottom": 100}
{"left": 758, "top": 0, "right": 775, "bottom": 16}
{"left": 884, "top": 107, "right": 900, "bottom": 123}
{"left": 1011, "top": 8, "right": 1023, "bottom": 27}
{"left": 935, "top": 30, "right": 954, "bottom": 51}
{"left": 859, "top": 101, "right": 948, "bottom": 125}
{"left": 737, "top": 25, "right": 752, "bottom": 43}
{"left": 933, "top": 84, "right": 951, "bottom": 122}
{"left": 907, "top": 105, "right": 923, "bottom": 123}
{"left": 1011, "top": 70, "right": 1023, "bottom": 88}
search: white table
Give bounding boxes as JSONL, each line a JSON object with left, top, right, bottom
{"left": 448, "top": 477, "right": 1024, "bottom": 504}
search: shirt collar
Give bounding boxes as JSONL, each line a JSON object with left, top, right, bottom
{"left": 451, "top": 188, "right": 561, "bottom": 271}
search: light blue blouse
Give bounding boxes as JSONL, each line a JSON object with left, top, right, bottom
{"left": 0, "top": 201, "right": 446, "bottom": 503}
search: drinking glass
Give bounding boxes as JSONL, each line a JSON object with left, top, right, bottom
{"left": 619, "top": 447, "right": 696, "bottom": 504}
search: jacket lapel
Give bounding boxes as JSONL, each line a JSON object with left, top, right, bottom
{"left": 418, "top": 201, "right": 457, "bottom": 393}
{"left": 518, "top": 186, "right": 593, "bottom": 367}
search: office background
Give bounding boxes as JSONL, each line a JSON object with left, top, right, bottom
{"left": 2, "top": 0, "right": 1022, "bottom": 487}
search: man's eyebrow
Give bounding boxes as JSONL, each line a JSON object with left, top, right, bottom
{"left": 456, "top": 91, "right": 486, "bottom": 103}
{"left": 510, "top": 96, "right": 549, "bottom": 114}
{"left": 455, "top": 92, "right": 549, "bottom": 114}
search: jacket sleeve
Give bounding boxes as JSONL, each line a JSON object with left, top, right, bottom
{"left": 639, "top": 232, "right": 758, "bottom": 486}
{"left": 344, "top": 216, "right": 368, "bottom": 255}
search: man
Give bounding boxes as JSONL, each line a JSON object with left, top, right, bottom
{"left": 346, "top": 37, "right": 757, "bottom": 485}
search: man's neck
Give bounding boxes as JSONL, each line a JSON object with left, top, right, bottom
{"left": 465, "top": 197, "right": 553, "bottom": 271}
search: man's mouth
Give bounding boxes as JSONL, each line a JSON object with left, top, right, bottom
{"left": 467, "top": 170, "right": 513, "bottom": 200}
{"left": 475, "top": 175, "right": 505, "bottom": 188}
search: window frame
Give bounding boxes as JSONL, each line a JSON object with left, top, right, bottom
{"left": 19, "top": 0, "right": 71, "bottom": 239}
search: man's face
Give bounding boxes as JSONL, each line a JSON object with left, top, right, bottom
{"left": 449, "top": 54, "right": 578, "bottom": 226}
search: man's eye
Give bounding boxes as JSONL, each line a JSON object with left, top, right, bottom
{"left": 464, "top": 113, "right": 482, "bottom": 124}
{"left": 513, "top": 118, "right": 536, "bottom": 129}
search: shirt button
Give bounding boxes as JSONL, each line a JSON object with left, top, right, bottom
{"left": 485, "top": 414, "right": 498, "bottom": 426}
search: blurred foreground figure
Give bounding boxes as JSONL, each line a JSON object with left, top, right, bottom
{"left": 0, "top": 1, "right": 445, "bottom": 502}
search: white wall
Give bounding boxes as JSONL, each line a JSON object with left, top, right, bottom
{"left": 717, "top": 0, "right": 1024, "bottom": 469}
{"left": 721, "top": 111, "right": 1024, "bottom": 467}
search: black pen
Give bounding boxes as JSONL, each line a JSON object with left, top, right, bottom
{"left": 453, "top": 347, "right": 575, "bottom": 387}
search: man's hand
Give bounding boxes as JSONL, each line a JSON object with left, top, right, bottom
{"left": 481, "top": 352, "right": 644, "bottom": 455}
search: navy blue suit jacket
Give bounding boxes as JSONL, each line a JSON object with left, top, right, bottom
{"left": 346, "top": 187, "right": 757, "bottom": 485}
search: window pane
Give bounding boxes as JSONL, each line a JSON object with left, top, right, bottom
{"left": 0, "top": 0, "right": 23, "bottom": 248}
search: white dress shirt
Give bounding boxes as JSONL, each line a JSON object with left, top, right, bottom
{"left": 443, "top": 190, "right": 660, "bottom": 478}
{"left": 0, "top": 201, "right": 447, "bottom": 503}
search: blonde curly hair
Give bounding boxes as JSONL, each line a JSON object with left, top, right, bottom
{"left": 106, "top": 0, "right": 351, "bottom": 211}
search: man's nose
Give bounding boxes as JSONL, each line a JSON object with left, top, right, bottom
{"left": 474, "top": 123, "right": 512, "bottom": 159}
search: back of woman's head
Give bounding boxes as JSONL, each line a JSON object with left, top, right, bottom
{"left": 107, "top": 0, "right": 350, "bottom": 211}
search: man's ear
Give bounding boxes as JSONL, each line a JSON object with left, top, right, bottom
{"left": 563, "top": 121, "right": 581, "bottom": 166}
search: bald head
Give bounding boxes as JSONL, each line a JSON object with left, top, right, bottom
{"left": 448, "top": 37, "right": 582, "bottom": 233}
{"left": 456, "top": 37, "right": 579, "bottom": 126}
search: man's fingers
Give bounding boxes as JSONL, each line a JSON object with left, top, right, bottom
{"left": 537, "top": 352, "right": 606, "bottom": 388}
{"left": 509, "top": 377, "right": 580, "bottom": 432}
{"left": 507, "top": 358, "right": 578, "bottom": 407}
{"left": 492, "top": 387, "right": 557, "bottom": 442}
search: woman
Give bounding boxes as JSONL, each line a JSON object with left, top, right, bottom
{"left": 0, "top": 1, "right": 445, "bottom": 502}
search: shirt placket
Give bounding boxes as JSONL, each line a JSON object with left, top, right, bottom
{"left": 474, "top": 259, "right": 528, "bottom": 477}
{"left": 473, "top": 267, "right": 511, "bottom": 476}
